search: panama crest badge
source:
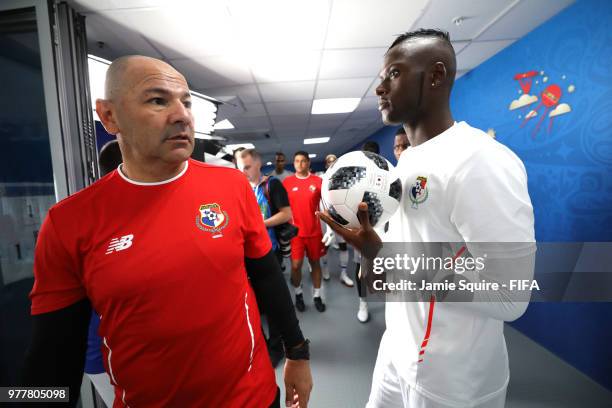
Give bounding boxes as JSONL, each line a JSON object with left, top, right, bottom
{"left": 196, "top": 203, "right": 229, "bottom": 235}
{"left": 409, "top": 176, "right": 429, "bottom": 209}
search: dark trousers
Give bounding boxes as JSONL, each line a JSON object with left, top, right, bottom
{"left": 265, "top": 250, "right": 284, "bottom": 350}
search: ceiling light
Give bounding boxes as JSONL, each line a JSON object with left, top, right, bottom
{"left": 312, "top": 98, "right": 360, "bottom": 114}
{"left": 308, "top": 154, "right": 317, "bottom": 158}
{"left": 214, "top": 119, "right": 234, "bottom": 130}
{"left": 304, "top": 137, "right": 330, "bottom": 145}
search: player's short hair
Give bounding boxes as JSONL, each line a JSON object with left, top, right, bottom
{"left": 387, "top": 28, "right": 452, "bottom": 52}
{"left": 396, "top": 127, "right": 407, "bottom": 136}
{"left": 387, "top": 28, "right": 456, "bottom": 90}
{"left": 294, "top": 150, "right": 310, "bottom": 161}
{"left": 275, "top": 151, "right": 286, "bottom": 158}
{"left": 362, "top": 141, "right": 380, "bottom": 154}
{"left": 99, "top": 139, "right": 122, "bottom": 177}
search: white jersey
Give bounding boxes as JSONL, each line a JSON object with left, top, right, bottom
{"left": 382, "top": 121, "right": 535, "bottom": 406}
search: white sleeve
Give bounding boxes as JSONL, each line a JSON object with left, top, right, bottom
{"left": 444, "top": 145, "right": 536, "bottom": 321}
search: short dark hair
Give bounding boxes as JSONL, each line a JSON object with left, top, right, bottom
{"left": 275, "top": 152, "right": 286, "bottom": 158}
{"left": 395, "top": 127, "right": 406, "bottom": 136}
{"left": 362, "top": 141, "right": 380, "bottom": 154}
{"left": 387, "top": 28, "right": 456, "bottom": 90}
{"left": 387, "top": 28, "right": 451, "bottom": 52}
{"left": 294, "top": 150, "right": 310, "bottom": 161}
{"left": 98, "top": 139, "right": 122, "bottom": 177}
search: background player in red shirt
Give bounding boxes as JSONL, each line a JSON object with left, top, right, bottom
{"left": 283, "top": 152, "right": 326, "bottom": 313}
{"left": 21, "top": 55, "right": 312, "bottom": 408}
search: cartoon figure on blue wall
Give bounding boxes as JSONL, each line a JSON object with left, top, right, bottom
{"left": 509, "top": 70, "right": 573, "bottom": 138}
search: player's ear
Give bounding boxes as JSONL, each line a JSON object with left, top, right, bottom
{"left": 96, "top": 99, "right": 120, "bottom": 135}
{"left": 430, "top": 62, "right": 447, "bottom": 88}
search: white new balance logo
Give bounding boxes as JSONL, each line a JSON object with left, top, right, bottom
{"left": 105, "top": 234, "right": 134, "bottom": 254}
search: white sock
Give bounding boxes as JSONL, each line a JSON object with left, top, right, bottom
{"left": 359, "top": 297, "right": 367, "bottom": 306}
{"left": 313, "top": 288, "right": 321, "bottom": 298}
{"left": 339, "top": 250, "right": 349, "bottom": 269}
{"left": 294, "top": 285, "right": 303, "bottom": 295}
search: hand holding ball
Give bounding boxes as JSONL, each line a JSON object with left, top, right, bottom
{"left": 321, "top": 151, "right": 402, "bottom": 229}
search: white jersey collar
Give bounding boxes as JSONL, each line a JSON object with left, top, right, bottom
{"left": 118, "top": 160, "right": 189, "bottom": 186}
{"left": 406, "top": 121, "right": 463, "bottom": 152}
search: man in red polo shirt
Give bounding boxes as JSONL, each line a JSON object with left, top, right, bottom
{"left": 22, "top": 55, "right": 312, "bottom": 408}
{"left": 283, "top": 152, "right": 326, "bottom": 313}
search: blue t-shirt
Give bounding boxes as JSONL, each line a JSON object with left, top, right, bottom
{"left": 84, "top": 311, "right": 105, "bottom": 374}
{"left": 253, "top": 179, "right": 279, "bottom": 251}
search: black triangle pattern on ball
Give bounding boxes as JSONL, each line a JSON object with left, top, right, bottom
{"left": 328, "top": 166, "right": 367, "bottom": 191}
{"left": 362, "top": 191, "right": 383, "bottom": 227}
{"left": 362, "top": 151, "right": 388, "bottom": 170}
{"left": 328, "top": 206, "right": 349, "bottom": 226}
{"left": 389, "top": 178, "right": 402, "bottom": 202}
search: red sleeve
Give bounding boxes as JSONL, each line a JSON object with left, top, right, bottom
{"left": 241, "top": 179, "right": 272, "bottom": 258}
{"left": 30, "top": 209, "right": 87, "bottom": 315}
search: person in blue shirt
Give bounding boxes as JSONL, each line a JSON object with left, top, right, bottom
{"left": 236, "top": 148, "right": 293, "bottom": 368}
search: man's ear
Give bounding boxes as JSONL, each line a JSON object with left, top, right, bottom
{"left": 430, "top": 61, "right": 447, "bottom": 88}
{"left": 95, "top": 99, "right": 120, "bottom": 135}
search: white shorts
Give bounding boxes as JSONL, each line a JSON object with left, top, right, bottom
{"left": 366, "top": 341, "right": 507, "bottom": 408}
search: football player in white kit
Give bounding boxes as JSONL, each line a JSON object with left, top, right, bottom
{"left": 318, "top": 29, "right": 535, "bottom": 408}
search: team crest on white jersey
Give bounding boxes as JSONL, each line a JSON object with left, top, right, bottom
{"left": 105, "top": 234, "right": 134, "bottom": 254}
{"left": 409, "top": 176, "right": 429, "bottom": 209}
{"left": 196, "top": 203, "right": 229, "bottom": 234}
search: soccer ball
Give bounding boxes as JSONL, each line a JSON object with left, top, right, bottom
{"left": 321, "top": 151, "right": 402, "bottom": 229}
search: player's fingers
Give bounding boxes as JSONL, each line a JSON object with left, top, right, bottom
{"left": 293, "top": 390, "right": 301, "bottom": 407}
{"left": 296, "top": 383, "right": 310, "bottom": 408}
{"left": 316, "top": 211, "right": 348, "bottom": 235}
{"left": 285, "top": 383, "right": 295, "bottom": 407}
{"left": 317, "top": 211, "right": 363, "bottom": 251}
{"left": 356, "top": 202, "right": 374, "bottom": 231}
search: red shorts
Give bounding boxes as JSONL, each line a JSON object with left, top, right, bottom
{"left": 290, "top": 236, "right": 325, "bottom": 261}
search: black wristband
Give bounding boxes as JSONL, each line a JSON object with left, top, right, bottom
{"left": 285, "top": 339, "right": 310, "bottom": 360}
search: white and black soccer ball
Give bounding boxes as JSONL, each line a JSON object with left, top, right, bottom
{"left": 321, "top": 151, "right": 402, "bottom": 229}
